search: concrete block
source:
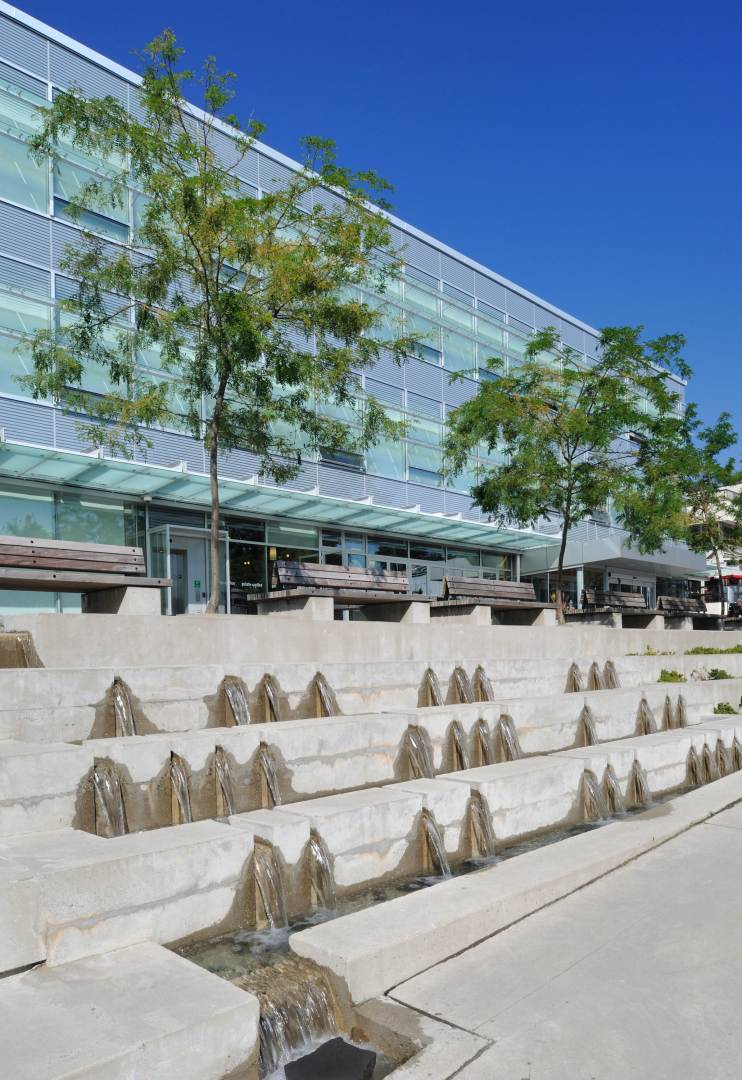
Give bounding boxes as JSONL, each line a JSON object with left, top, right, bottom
{"left": 256, "top": 595, "right": 334, "bottom": 620}
{"left": 84, "top": 585, "right": 162, "bottom": 615}
{"left": 391, "top": 778, "right": 471, "bottom": 856}
{"left": 0, "top": 740, "right": 93, "bottom": 836}
{"left": 362, "top": 601, "right": 430, "bottom": 624}
{"left": 229, "top": 808, "right": 310, "bottom": 866}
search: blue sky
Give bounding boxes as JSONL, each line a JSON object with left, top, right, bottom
{"left": 18, "top": 0, "right": 742, "bottom": 436}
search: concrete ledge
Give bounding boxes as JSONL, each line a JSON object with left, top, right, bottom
{"left": 290, "top": 774, "right": 742, "bottom": 1003}
{"left": 0, "top": 942, "right": 259, "bottom": 1080}
{"left": 0, "top": 740, "right": 92, "bottom": 836}
{"left": 84, "top": 585, "right": 162, "bottom": 615}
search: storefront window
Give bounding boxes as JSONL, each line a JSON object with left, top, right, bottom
{"left": 0, "top": 488, "right": 53, "bottom": 538}
{"left": 56, "top": 496, "right": 139, "bottom": 546}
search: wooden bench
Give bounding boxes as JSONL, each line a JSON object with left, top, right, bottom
{"left": 654, "top": 593, "right": 723, "bottom": 629}
{"left": 253, "top": 560, "right": 431, "bottom": 622}
{"left": 563, "top": 587, "right": 660, "bottom": 628}
{"left": 430, "top": 576, "right": 556, "bottom": 626}
{"left": 657, "top": 595, "right": 707, "bottom": 616}
{"left": 582, "top": 588, "right": 647, "bottom": 613}
{"left": 0, "top": 536, "right": 169, "bottom": 614}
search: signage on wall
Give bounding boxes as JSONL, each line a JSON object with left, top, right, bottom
{"left": 193, "top": 580, "right": 201, "bottom": 588}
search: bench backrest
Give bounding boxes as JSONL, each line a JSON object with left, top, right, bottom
{"left": 582, "top": 588, "right": 647, "bottom": 611}
{"left": 272, "top": 560, "right": 409, "bottom": 594}
{"left": 657, "top": 595, "right": 707, "bottom": 614}
{"left": 0, "top": 536, "right": 146, "bottom": 575}
{"left": 443, "top": 576, "right": 538, "bottom": 603}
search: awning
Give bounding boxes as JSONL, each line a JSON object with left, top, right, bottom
{"left": 0, "top": 437, "right": 559, "bottom": 553}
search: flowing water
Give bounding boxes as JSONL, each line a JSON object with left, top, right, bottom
{"left": 170, "top": 753, "right": 193, "bottom": 824}
{"left": 403, "top": 725, "right": 435, "bottom": 779}
{"left": 257, "top": 743, "right": 282, "bottom": 807}
{"left": 716, "top": 738, "right": 733, "bottom": 778}
{"left": 93, "top": 761, "right": 128, "bottom": 836}
{"left": 675, "top": 695, "right": 688, "bottom": 728}
{"left": 577, "top": 703, "right": 598, "bottom": 747}
{"left": 313, "top": 672, "right": 338, "bottom": 717}
{"left": 307, "top": 831, "right": 336, "bottom": 911}
{"left": 636, "top": 697, "right": 656, "bottom": 736}
{"left": 497, "top": 713, "right": 522, "bottom": 761}
{"left": 475, "top": 717, "right": 494, "bottom": 765}
{"left": 468, "top": 790, "right": 497, "bottom": 858}
{"left": 254, "top": 842, "right": 288, "bottom": 930}
{"left": 474, "top": 665, "right": 494, "bottom": 702}
{"left": 581, "top": 769, "right": 607, "bottom": 822}
{"left": 587, "top": 661, "right": 605, "bottom": 691}
{"left": 687, "top": 746, "right": 704, "bottom": 786}
{"left": 262, "top": 675, "right": 282, "bottom": 723}
{"left": 225, "top": 680, "right": 250, "bottom": 726}
{"left": 628, "top": 760, "right": 650, "bottom": 807}
{"left": 423, "top": 667, "right": 443, "bottom": 707}
{"left": 603, "top": 660, "right": 620, "bottom": 689}
{"left": 215, "top": 746, "right": 236, "bottom": 817}
{"left": 734, "top": 736, "right": 742, "bottom": 772}
{"left": 453, "top": 666, "right": 474, "bottom": 704}
{"left": 603, "top": 764, "right": 625, "bottom": 814}
{"left": 702, "top": 743, "right": 720, "bottom": 783}
{"left": 112, "top": 678, "right": 135, "bottom": 737}
{"left": 565, "top": 662, "right": 583, "bottom": 692}
{"left": 421, "top": 809, "right": 451, "bottom": 877}
{"left": 450, "top": 719, "right": 471, "bottom": 771}
{"left": 662, "top": 694, "right": 675, "bottom": 730}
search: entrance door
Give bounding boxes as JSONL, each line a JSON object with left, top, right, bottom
{"left": 170, "top": 549, "right": 187, "bottom": 615}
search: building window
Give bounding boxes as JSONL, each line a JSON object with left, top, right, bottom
{"left": 0, "top": 131, "right": 47, "bottom": 212}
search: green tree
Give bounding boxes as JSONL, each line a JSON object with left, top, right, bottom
{"left": 23, "top": 32, "right": 410, "bottom": 612}
{"left": 443, "top": 326, "right": 689, "bottom": 623}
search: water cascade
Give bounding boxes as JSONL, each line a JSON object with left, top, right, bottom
{"left": 423, "top": 667, "right": 443, "bottom": 707}
{"left": 587, "top": 662, "right": 605, "bottom": 691}
{"left": 253, "top": 841, "right": 288, "bottom": 929}
{"left": 112, "top": 678, "right": 135, "bottom": 737}
{"left": 214, "top": 746, "right": 236, "bottom": 817}
{"left": 577, "top": 703, "right": 598, "bottom": 747}
{"left": 256, "top": 742, "right": 282, "bottom": 807}
{"left": 474, "top": 665, "right": 495, "bottom": 702}
{"left": 224, "top": 680, "right": 250, "bottom": 726}
{"left": 313, "top": 672, "right": 338, "bottom": 717}
{"left": 581, "top": 769, "right": 606, "bottom": 822}
{"left": 716, "top": 738, "right": 733, "bottom": 778}
{"left": 662, "top": 694, "right": 674, "bottom": 730}
{"left": 93, "top": 761, "right": 128, "bottom": 837}
{"left": 687, "top": 746, "right": 704, "bottom": 787}
{"left": 565, "top": 662, "right": 584, "bottom": 692}
{"left": 170, "top": 753, "right": 193, "bottom": 824}
{"left": 603, "top": 764, "right": 625, "bottom": 814}
{"left": 468, "top": 791, "right": 497, "bottom": 858}
{"left": 733, "top": 736, "right": 742, "bottom": 772}
{"left": 403, "top": 725, "right": 435, "bottom": 779}
{"left": 603, "top": 660, "right": 620, "bottom": 689}
{"left": 262, "top": 675, "right": 282, "bottom": 723}
{"left": 496, "top": 713, "right": 522, "bottom": 761}
{"left": 453, "top": 666, "right": 474, "bottom": 704}
{"left": 307, "top": 831, "right": 336, "bottom": 910}
{"left": 450, "top": 719, "right": 471, "bottom": 771}
{"left": 628, "top": 760, "right": 650, "bottom": 807}
{"left": 702, "top": 743, "right": 720, "bottom": 783}
{"left": 475, "top": 717, "right": 494, "bottom": 765}
{"left": 421, "top": 809, "right": 451, "bottom": 877}
{"left": 675, "top": 695, "right": 688, "bottom": 728}
{"left": 636, "top": 697, "right": 656, "bottom": 736}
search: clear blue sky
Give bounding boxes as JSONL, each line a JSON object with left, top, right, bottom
{"left": 18, "top": 0, "right": 742, "bottom": 436}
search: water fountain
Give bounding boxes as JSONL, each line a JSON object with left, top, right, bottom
{"left": 577, "top": 703, "right": 598, "bottom": 747}
{"left": 662, "top": 694, "right": 674, "bottom": 730}
{"left": 450, "top": 719, "right": 471, "bottom": 770}
{"left": 628, "top": 760, "right": 650, "bottom": 807}
{"left": 112, "top": 677, "right": 135, "bottom": 737}
{"left": 93, "top": 761, "right": 128, "bottom": 837}
{"left": 307, "top": 831, "right": 336, "bottom": 910}
{"left": 565, "top": 662, "right": 583, "bottom": 692}
{"left": 214, "top": 746, "right": 236, "bottom": 817}
{"left": 581, "top": 769, "right": 606, "bottom": 822}
{"left": 403, "top": 725, "right": 435, "bottom": 779}
{"left": 496, "top": 713, "right": 522, "bottom": 761}
{"left": 474, "top": 665, "right": 494, "bottom": 702}
{"left": 423, "top": 667, "right": 443, "bottom": 707}
{"left": 603, "top": 660, "right": 620, "bottom": 689}
{"left": 170, "top": 752, "right": 193, "bottom": 824}
{"left": 603, "top": 764, "right": 625, "bottom": 814}
{"left": 716, "top": 738, "right": 733, "bottom": 778}
{"left": 702, "top": 743, "right": 720, "bottom": 783}
{"left": 224, "top": 679, "right": 250, "bottom": 726}
{"left": 421, "top": 809, "right": 451, "bottom": 877}
{"left": 474, "top": 717, "right": 494, "bottom": 765}
{"left": 254, "top": 841, "right": 288, "bottom": 929}
{"left": 675, "top": 695, "right": 688, "bottom": 728}
{"left": 468, "top": 790, "right": 497, "bottom": 858}
{"left": 734, "top": 736, "right": 742, "bottom": 772}
{"left": 453, "top": 666, "right": 474, "bottom": 704}
{"left": 261, "top": 674, "right": 282, "bottom": 723}
{"left": 313, "top": 672, "right": 338, "bottom": 717}
{"left": 636, "top": 697, "right": 656, "bottom": 736}
{"left": 256, "top": 743, "right": 282, "bottom": 808}
{"left": 0, "top": 630, "right": 40, "bottom": 668}
{"left": 587, "top": 661, "right": 605, "bottom": 691}
{"left": 687, "top": 746, "right": 704, "bottom": 787}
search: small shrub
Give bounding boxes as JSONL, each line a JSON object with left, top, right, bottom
{"left": 658, "top": 668, "right": 687, "bottom": 683}
{"left": 708, "top": 668, "right": 732, "bottom": 680}
{"left": 714, "top": 702, "right": 738, "bottom": 715}
{"left": 686, "top": 644, "right": 742, "bottom": 656}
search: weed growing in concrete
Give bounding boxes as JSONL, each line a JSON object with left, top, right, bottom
{"left": 658, "top": 669, "right": 687, "bottom": 683}
{"left": 714, "top": 702, "right": 738, "bottom": 715}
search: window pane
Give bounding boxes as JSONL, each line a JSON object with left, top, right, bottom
{"left": 441, "top": 300, "right": 473, "bottom": 332}
{"left": 407, "top": 415, "right": 441, "bottom": 445}
{"left": 0, "top": 292, "right": 50, "bottom": 336}
{"left": 406, "top": 312, "right": 440, "bottom": 350}
{"left": 405, "top": 282, "right": 438, "bottom": 317}
{"left": 407, "top": 442, "right": 442, "bottom": 471}
{"left": 408, "top": 466, "right": 442, "bottom": 487}
{"left": 0, "top": 133, "right": 47, "bottom": 212}
{"left": 57, "top": 495, "right": 135, "bottom": 545}
{"left": 448, "top": 458, "right": 478, "bottom": 493}
{"left": 367, "top": 536, "right": 408, "bottom": 557}
{"left": 0, "top": 332, "right": 35, "bottom": 396}
{"left": 0, "top": 86, "right": 44, "bottom": 139}
{"left": 366, "top": 438, "right": 404, "bottom": 479}
{"left": 54, "top": 160, "right": 129, "bottom": 225}
{"left": 0, "top": 488, "right": 53, "bottom": 537}
{"left": 443, "top": 330, "right": 475, "bottom": 373}
{"left": 410, "top": 542, "right": 444, "bottom": 561}
{"left": 476, "top": 317, "right": 504, "bottom": 347}
{"left": 266, "top": 523, "right": 318, "bottom": 548}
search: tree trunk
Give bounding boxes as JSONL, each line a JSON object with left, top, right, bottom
{"left": 205, "top": 413, "right": 222, "bottom": 615}
{"left": 555, "top": 516, "right": 570, "bottom": 626}
{"left": 714, "top": 547, "right": 726, "bottom": 618}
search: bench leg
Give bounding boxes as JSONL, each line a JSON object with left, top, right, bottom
{"left": 361, "top": 601, "right": 430, "bottom": 624}
{"left": 664, "top": 616, "right": 694, "bottom": 631}
{"left": 622, "top": 613, "right": 665, "bottom": 630}
{"left": 430, "top": 604, "right": 492, "bottom": 625}
{"left": 256, "top": 595, "right": 334, "bottom": 621}
{"left": 84, "top": 586, "right": 162, "bottom": 615}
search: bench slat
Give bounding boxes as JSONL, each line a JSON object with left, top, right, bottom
{"left": 0, "top": 567, "right": 167, "bottom": 592}
{"left": 443, "top": 576, "right": 537, "bottom": 603}
{"left": 0, "top": 535, "right": 141, "bottom": 557}
{"left": 273, "top": 561, "right": 410, "bottom": 596}
{"left": 582, "top": 589, "right": 647, "bottom": 611}
{"left": 657, "top": 595, "right": 707, "bottom": 614}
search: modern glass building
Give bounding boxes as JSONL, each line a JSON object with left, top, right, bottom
{"left": 0, "top": 2, "right": 708, "bottom": 613}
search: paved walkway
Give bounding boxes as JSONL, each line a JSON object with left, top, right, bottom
{"left": 391, "top": 805, "right": 742, "bottom": 1079}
